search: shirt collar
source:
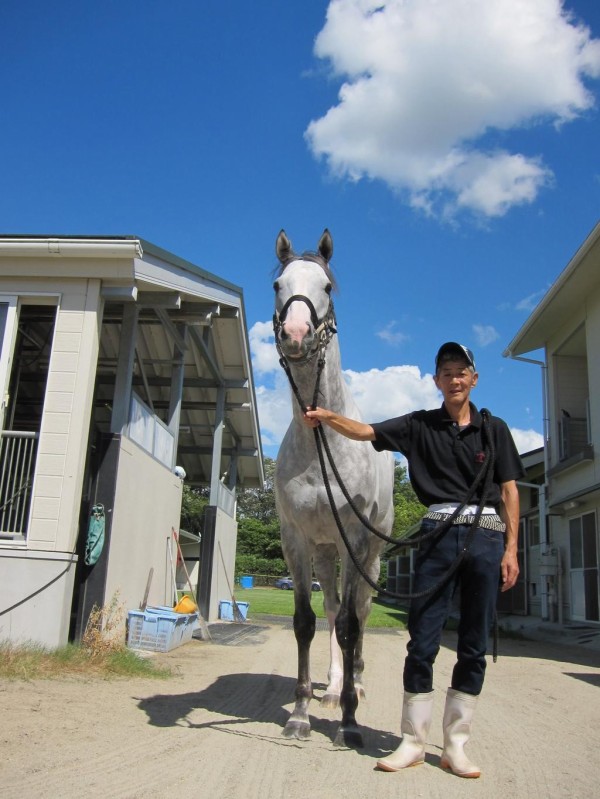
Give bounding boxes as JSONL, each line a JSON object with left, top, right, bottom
{"left": 440, "top": 402, "right": 482, "bottom": 428}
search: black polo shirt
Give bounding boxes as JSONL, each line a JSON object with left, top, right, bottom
{"left": 371, "top": 403, "right": 525, "bottom": 510}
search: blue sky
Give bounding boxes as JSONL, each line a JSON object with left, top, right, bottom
{"left": 2, "top": 0, "right": 600, "bottom": 461}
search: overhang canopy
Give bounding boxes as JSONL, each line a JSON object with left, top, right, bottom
{"left": 503, "top": 220, "right": 600, "bottom": 358}
{"left": 0, "top": 235, "right": 265, "bottom": 490}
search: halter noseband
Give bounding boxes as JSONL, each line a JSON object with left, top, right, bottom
{"left": 273, "top": 293, "right": 337, "bottom": 365}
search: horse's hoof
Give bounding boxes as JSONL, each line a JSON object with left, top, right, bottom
{"left": 321, "top": 693, "right": 340, "bottom": 710}
{"left": 333, "top": 726, "right": 364, "bottom": 748}
{"left": 355, "top": 685, "right": 366, "bottom": 701}
{"left": 282, "top": 721, "right": 311, "bottom": 740}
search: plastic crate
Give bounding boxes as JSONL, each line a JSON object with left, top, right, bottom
{"left": 127, "top": 607, "right": 199, "bottom": 652}
{"left": 218, "top": 600, "right": 249, "bottom": 621}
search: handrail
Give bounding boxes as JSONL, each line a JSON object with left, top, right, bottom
{"left": 0, "top": 431, "right": 39, "bottom": 536}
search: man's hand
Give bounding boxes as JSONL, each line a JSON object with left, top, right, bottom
{"left": 301, "top": 407, "right": 375, "bottom": 441}
{"left": 500, "top": 549, "right": 519, "bottom": 592}
{"left": 302, "top": 408, "right": 321, "bottom": 428}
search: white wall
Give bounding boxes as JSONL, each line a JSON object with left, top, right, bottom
{"left": 2, "top": 278, "right": 102, "bottom": 553}
{"left": 0, "top": 277, "right": 101, "bottom": 648}
{"left": 207, "top": 509, "right": 238, "bottom": 623}
{"left": 105, "top": 437, "right": 183, "bottom": 621}
{"left": 585, "top": 290, "right": 600, "bottom": 489}
{"left": 545, "top": 267, "right": 600, "bottom": 623}
{"left": 0, "top": 549, "right": 76, "bottom": 647}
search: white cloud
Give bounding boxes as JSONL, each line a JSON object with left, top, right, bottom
{"left": 473, "top": 324, "right": 500, "bottom": 347}
{"left": 376, "top": 320, "right": 409, "bottom": 345}
{"left": 306, "top": 0, "right": 600, "bottom": 218}
{"left": 510, "top": 427, "right": 544, "bottom": 454}
{"left": 253, "top": 351, "right": 441, "bottom": 448}
{"left": 249, "top": 320, "right": 280, "bottom": 375}
{"left": 251, "top": 318, "right": 542, "bottom": 455}
{"left": 515, "top": 288, "right": 548, "bottom": 312}
{"left": 344, "top": 365, "right": 440, "bottom": 420}
{"left": 255, "top": 378, "right": 294, "bottom": 447}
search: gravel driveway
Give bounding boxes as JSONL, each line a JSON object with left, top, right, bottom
{"left": 2, "top": 619, "right": 599, "bottom": 799}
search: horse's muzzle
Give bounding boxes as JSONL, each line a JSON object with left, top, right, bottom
{"left": 277, "top": 327, "right": 317, "bottom": 361}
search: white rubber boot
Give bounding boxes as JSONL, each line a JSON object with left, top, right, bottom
{"left": 440, "top": 688, "right": 481, "bottom": 778}
{"left": 377, "top": 691, "right": 434, "bottom": 771}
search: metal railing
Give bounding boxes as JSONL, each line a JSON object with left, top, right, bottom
{"left": 0, "top": 431, "right": 39, "bottom": 536}
{"left": 217, "top": 482, "right": 236, "bottom": 517}
{"left": 559, "top": 416, "right": 589, "bottom": 461}
{"left": 127, "top": 392, "right": 175, "bottom": 469}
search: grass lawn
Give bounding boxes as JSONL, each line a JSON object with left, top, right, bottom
{"left": 234, "top": 587, "right": 408, "bottom": 629}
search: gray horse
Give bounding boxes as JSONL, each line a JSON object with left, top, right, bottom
{"left": 273, "top": 229, "right": 395, "bottom": 747}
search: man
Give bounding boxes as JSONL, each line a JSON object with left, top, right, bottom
{"left": 303, "top": 342, "right": 523, "bottom": 778}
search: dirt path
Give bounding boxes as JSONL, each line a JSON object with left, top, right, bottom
{"left": 1, "top": 621, "right": 599, "bottom": 799}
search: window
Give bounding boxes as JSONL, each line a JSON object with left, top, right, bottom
{"left": 569, "top": 512, "right": 599, "bottom": 622}
{"left": 0, "top": 296, "right": 18, "bottom": 430}
{"left": 528, "top": 515, "right": 540, "bottom": 547}
{"left": 529, "top": 486, "right": 539, "bottom": 509}
{"left": 0, "top": 301, "right": 55, "bottom": 540}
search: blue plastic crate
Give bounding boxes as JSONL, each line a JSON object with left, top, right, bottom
{"left": 127, "top": 607, "right": 196, "bottom": 652}
{"left": 218, "top": 600, "right": 249, "bottom": 621}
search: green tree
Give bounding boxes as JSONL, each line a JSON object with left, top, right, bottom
{"left": 234, "top": 456, "right": 424, "bottom": 580}
{"left": 180, "top": 485, "right": 209, "bottom": 535}
{"left": 392, "top": 460, "right": 426, "bottom": 539}
{"left": 237, "top": 457, "right": 278, "bottom": 525}
{"left": 236, "top": 457, "right": 284, "bottom": 575}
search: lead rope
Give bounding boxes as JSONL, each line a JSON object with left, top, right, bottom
{"left": 313, "top": 419, "right": 493, "bottom": 598}
{"left": 279, "top": 344, "right": 500, "bottom": 659}
{"left": 312, "top": 413, "right": 500, "bottom": 661}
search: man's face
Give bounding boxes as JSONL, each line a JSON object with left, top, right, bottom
{"left": 434, "top": 359, "right": 478, "bottom": 404}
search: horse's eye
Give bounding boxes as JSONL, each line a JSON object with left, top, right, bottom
{"left": 273, "top": 281, "right": 280, "bottom": 293}
{"left": 325, "top": 283, "right": 332, "bottom": 294}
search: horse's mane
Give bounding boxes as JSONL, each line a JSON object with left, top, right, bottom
{"left": 273, "top": 250, "right": 338, "bottom": 292}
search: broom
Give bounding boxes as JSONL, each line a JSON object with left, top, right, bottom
{"left": 172, "top": 529, "right": 211, "bottom": 641}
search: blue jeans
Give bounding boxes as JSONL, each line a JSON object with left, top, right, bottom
{"left": 403, "top": 519, "right": 505, "bottom": 696}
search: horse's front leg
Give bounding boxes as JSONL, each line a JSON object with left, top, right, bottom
{"left": 283, "top": 590, "right": 316, "bottom": 740}
{"left": 352, "top": 573, "right": 376, "bottom": 702}
{"left": 333, "top": 593, "right": 363, "bottom": 748}
{"left": 321, "top": 607, "right": 343, "bottom": 708}
{"left": 314, "top": 546, "right": 343, "bottom": 709}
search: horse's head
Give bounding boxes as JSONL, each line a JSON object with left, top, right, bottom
{"left": 273, "top": 229, "right": 337, "bottom": 363}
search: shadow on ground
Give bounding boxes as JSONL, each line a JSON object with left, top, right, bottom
{"left": 135, "top": 671, "right": 397, "bottom": 757}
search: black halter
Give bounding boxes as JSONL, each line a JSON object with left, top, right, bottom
{"left": 272, "top": 293, "right": 337, "bottom": 367}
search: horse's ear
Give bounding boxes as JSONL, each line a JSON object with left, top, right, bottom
{"left": 318, "top": 229, "right": 333, "bottom": 263}
{"left": 276, "top": 230, "right": 293, "bottom": 263}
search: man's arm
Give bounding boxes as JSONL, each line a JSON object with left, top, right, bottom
{"left": 499, "top": 479, "right": 520, "bottom": 592}
{"left": 303, "top": 407, "right": 375, "bottom": 441}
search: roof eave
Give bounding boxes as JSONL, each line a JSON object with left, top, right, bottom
{"left": 504, "top": 219, "right": 600, "bottom": 359}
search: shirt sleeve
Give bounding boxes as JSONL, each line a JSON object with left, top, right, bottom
{"left": 492, "top": 417, "right": 526, "bottom": 483}
{"left": 370, "top": 414, "right": 412, "bottom": 456}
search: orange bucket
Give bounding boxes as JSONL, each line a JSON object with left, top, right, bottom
{"left": 174, "top": 595, "right": 198, "bottom": 614}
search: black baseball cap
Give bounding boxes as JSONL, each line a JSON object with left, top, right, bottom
{"left": 435, "top": 342, "right": 476, "bottom": 371}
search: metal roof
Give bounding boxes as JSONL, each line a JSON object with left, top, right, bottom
{"left": 0, "top": 235, "right": 265, "bottom": 489}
